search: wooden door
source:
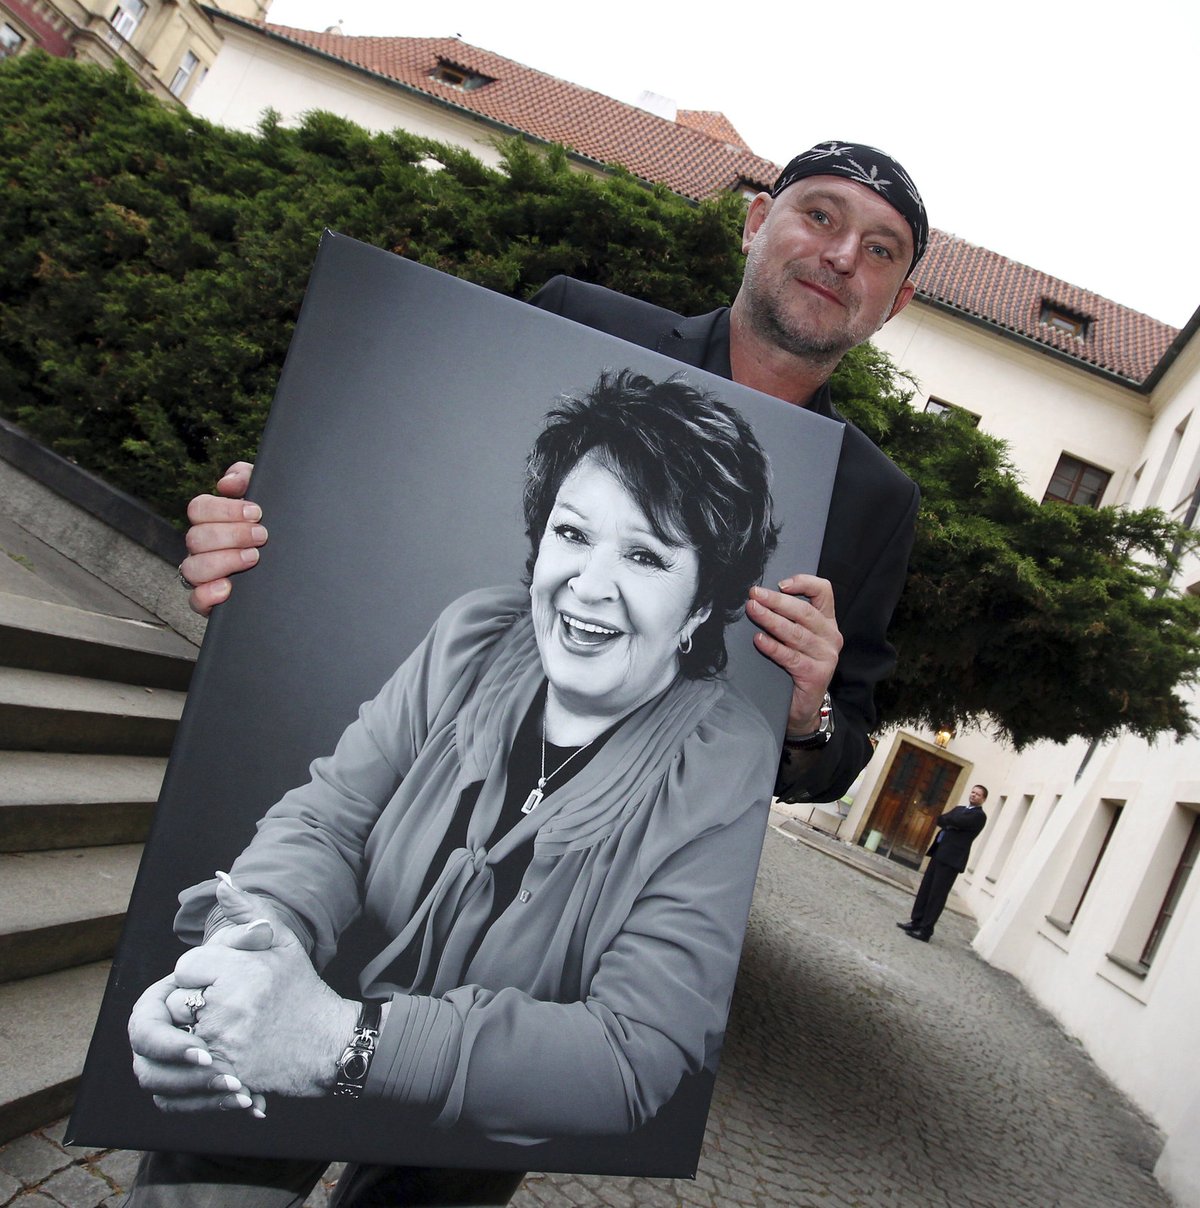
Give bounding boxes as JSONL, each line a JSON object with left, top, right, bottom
{"left": 863, "top": 742, "right": 960, "bottom": 868}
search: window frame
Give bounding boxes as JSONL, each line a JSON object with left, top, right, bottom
{"left": 0, "top": 20, "right": 26, "bottom": 58}
{"left": 924, "top": 397, "right": 981, "bottom": 427}
{"left": 1140, "top": 813, "right": 1200, "bottom": 967}
{"left": 110, "top": 0, "right": 147, "bottom": 41}
{"left": 169, "top": 49, "right": 200, "bottom": 98}
{"left": 1043, "top": 453, "right": 1112, "bottom": 508}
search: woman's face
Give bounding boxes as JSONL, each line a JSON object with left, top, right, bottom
{"left": 531, "top": 453, "right": 710, "bottom": 726}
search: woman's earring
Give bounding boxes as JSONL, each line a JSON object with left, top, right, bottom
{"left": 678, "top": 632, "right": 693, "bottom": 655}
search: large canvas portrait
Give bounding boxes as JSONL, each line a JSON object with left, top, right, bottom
{"left": 70, "top": 233, "right": 842, "bottom": 1178}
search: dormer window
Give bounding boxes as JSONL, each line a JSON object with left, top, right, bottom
{"left": 1039, "top": 300, "right": 1091, "bottom": 339}
{"left": 430, "top": 60, "right": 494, "bottom": 91}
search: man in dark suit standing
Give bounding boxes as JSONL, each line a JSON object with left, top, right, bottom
{"left": 899, "top": 784, "right": 989, "bottom": 942}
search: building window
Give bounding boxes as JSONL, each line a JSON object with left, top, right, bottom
{"left": 1141, "top": 814, "right": 1200, "bottom": 967}
{"left": 1072, "top": 805, "right": 1121, "bottom": 923}
{"left": 0, "top": 22, "right": 25, "bottom": 58}
{"left": 429, "top": 59, "right": 494, "bottom": 91}
{"left": 1043, "top": 453, "right": 1111, "bottom": 508}
{"left": 984, "top": 793, "right": 1032, "bottom": 884}
{"left": 111, "top": 0, "right": 146, "bottom": 40}
{"left": 1039, "top": 300, "right": 1091, "bottom": 339}
{"left": 169, "top": 50, "right": 199, "bottom": 98}
{"left": 1046, "top": 800, "right": 1123, "bottom": 933}
{"left": 924, "top": 397, "right": 980, "bottom": 426}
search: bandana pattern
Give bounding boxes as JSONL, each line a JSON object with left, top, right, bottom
{"left": 770, "top": 140, "right": 928, "bottom": 273}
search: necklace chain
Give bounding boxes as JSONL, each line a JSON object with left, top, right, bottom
{"left": 520, "top": 711, "right": 596, "bottom": 814}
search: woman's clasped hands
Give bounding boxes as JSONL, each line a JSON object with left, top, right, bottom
{"left": 127, "top": 874, "right": 358, "bottom": 1117}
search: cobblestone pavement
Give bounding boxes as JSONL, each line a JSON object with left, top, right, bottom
{"left": 1, "top": 825, "right": 1168, "bottom": 1207}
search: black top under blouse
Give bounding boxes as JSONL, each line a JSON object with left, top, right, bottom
{"left": 385, "top": 682, "right": 619, "bottom": 987}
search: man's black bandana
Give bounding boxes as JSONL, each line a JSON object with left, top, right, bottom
{"left": 770, "top": 140, "right": 929, "bottom": 274}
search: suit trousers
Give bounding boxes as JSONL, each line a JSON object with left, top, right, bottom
{"left": 910, "top": 859, "right": 960, "bottom": 934}
{"left": 120, "top": 1150, "right": 525, "bottom": 1208}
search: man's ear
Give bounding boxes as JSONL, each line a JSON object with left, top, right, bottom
{"left": 884, "top": 279, "right": 916, "bottom": 324}
{"left": 741, "top": 193, "right": 773, "bottom": 254}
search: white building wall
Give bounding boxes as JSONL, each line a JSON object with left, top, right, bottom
{"left": 874, "top": 301, "right": 1151, "bottom": 504}
{"left": 189, "top": 25, "right": 511, "bottom": 167}
{"left": 960, "top": 329, "right": 1200, "bottom": 1202}
{"left": 832, "top": 312, "right": 1200, "bottom": 1198}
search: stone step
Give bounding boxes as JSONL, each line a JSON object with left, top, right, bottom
{"left": 0, "top": 960, "right": 112, "bottom": 1146}
{"left": 0, "top": 752, "right": 165, "bottom": 852}
{"left": 0, "top": 845, "right": 141, "bottom": 983}
{"left": 0, "top": 590, "right": 196, "bottom": 691}
{"left": 0, "top": 667, "right": 185, "bottom": 756}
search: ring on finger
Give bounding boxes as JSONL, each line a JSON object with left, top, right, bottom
{"left": 183, "top": 987, "right": 208, "bottom": 1025}
{"left": 178, "top": 563, "right": 197, "bottom": 591}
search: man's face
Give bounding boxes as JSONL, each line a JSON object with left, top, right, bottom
{"left": 738, "top": 175, "right": 916, "bottom": 361}
{"left": 969, "top": 786, "right": 986, "bottom": 806}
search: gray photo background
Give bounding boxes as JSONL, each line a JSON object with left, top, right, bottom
{"left": 71, "top": 234, "right": 843, "bottom": 1171}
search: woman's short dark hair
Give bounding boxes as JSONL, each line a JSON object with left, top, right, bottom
{"left": 523, "top": 369, "right": 779, "bottom": 678}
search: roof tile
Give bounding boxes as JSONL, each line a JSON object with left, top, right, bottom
{"left": 911, "top": 231, "right": 1178, "bottom": 383}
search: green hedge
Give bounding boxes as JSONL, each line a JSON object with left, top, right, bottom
{"left": 3, "top": 53, "right": 1197, "bottom": 747}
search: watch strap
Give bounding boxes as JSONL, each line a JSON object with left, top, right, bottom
{"left": 332, "top": 1001, "right": 383, "bottom": 1098}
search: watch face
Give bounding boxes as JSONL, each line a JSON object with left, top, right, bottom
{"left": 341, "top": 1052, "right": 369, "bottom": 1083}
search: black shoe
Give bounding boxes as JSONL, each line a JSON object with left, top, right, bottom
{"left": 904, "top": 928, "right": 932, "bottom": 942}
{"left": 896, "top": 921, "right": 918, "bottom": 932}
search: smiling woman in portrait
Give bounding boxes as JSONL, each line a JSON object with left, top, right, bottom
{"left": 126, "top": 368, "right": 781, "bottom": 1163}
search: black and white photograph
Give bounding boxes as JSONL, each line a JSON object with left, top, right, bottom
{"left": 69, "top": 233, "right": 842, "bottom": 1179}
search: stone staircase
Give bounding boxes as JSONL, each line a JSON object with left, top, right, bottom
{"left": 0, "top": 527, "right": 197, "bottom": 1145}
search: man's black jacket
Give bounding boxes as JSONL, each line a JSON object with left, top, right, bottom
{"left": 530, "top": 276, "right": 919, "bottom": 804}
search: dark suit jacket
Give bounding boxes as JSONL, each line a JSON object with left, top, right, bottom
{"left": 529, "top": 276, "right": 920, "bottom": 804}
{"left": 927, "top": 805, "right": 987, "bottom": 873}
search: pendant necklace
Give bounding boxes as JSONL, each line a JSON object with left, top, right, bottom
{"left": 520, "top": 712, "right": 596, "bottom": 814}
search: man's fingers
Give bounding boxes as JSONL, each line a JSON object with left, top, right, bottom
{"left": 776, "top": 574, "right": 835, "bottom": 615}
{"left": 180, "top": 546, "right": 261, "bottom": 586}
{"left": 752, "top": 584, "right": 822, "bottom": 625}
{"left": 185, "top": 494, "right": 263, "bottom": 526}
{"left": 747, "top": 591, "right": 815, "bottom": 648}
{"left": 748, "top": 587, "right": 841, "bottom": 651}
{"left": 189, "top": 578, "right": 232, "bottom": 618}
{"left": 183, "top": 520, "right": 268, "bottom": 558}
{"left": 215, "top": 462, "right": 255, "bottom": 499}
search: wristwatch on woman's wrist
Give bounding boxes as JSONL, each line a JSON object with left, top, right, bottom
{"left": 333, "top": 1001, "right": 382, "bottom": 1098}
{"left": 784, "top": 692, "right": 834, "bottom": 750}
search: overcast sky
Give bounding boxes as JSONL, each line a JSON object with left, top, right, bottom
{"left": 262, "top": 0, "right": 1198, "bottom": 327}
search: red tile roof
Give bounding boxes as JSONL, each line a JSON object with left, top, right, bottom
{"left": 260, "top": 26, "right": 779, "bottom": 200}
{"left": 675, "top": 110, "right": 751, "bottom": 151}
{"left": 233, "top": 20, "right": 1179, "bottom": 385}
{"left": 911, "top": 231, "right": 1178, "bottom": 384}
